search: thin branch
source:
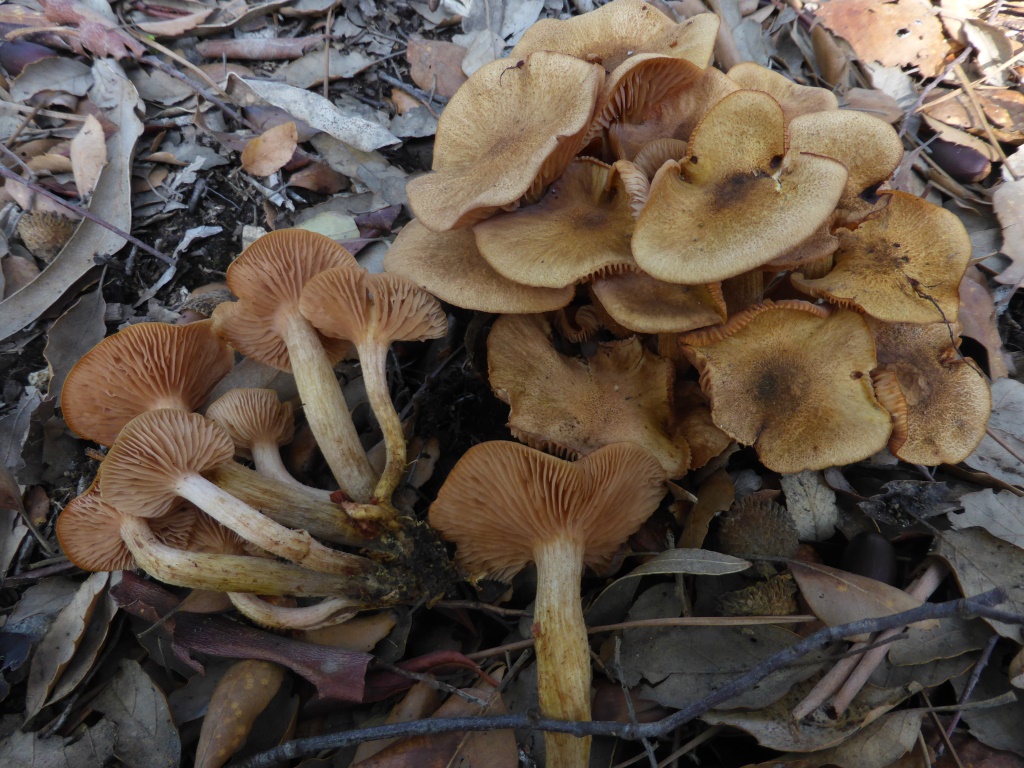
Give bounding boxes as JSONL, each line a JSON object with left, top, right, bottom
{"left": 236, "top": 589, "right": 1019, "bottom": 768}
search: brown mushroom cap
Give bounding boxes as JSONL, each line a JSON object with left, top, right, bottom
{"left": 632, "top": 90, "right": 849, "bottom": 284}
{"left": 590, "top": 269, "right": 727, "bottom": 334}
{"left": 727, "top": 63, "right": 839, "bottom": 121}
{"left": 791, "top": 191, "right": 971, "bottom": 324}
{"left": 472, "top": 159, "right": 638, "bottom": 289}
{"left": 867, "top": 318, "right": 991, "bottom": 465}
{"left": 681, "top": 301, "right": 892, "bottom": 473}
{"left": 383, "top": 219, "right": 574, "bottom": 313}
{"left": 405, "top": 52, "right": 604, "bottom": 232}
{"left": 211, "top": 229, "right": 355, "bottom": 372}
{"left": 205, "top": 388, "right": 295, "bottom": 461}
{"left": 56, "top": 482, "right": 194, "bottom": 572}
{"left": 62, "top": 320, "right": 233, "bottom": 446}
{"left": 298, "top": 267, "right": 447, "bottom": 348}
{"left": 99, "top": 410, "right": 236, "bottom": 519}
{"left": 672, "top": 380, "right": 733, "bottom": 470}
{"left": 487, "top": 313, "right": 691, "bottom": 476}
{"left": 511, "top": 1, "right": 719, "bottom": 72}
{"left": 429, "top": 441, "right": 666, "bottom": 581}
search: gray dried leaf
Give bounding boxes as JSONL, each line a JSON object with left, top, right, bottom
{"left": 781, "top": 471, "right": 837, "bottom": 540}
{"left": 949, "top": 489, "right": 1024, "bottom": 548}
{"left": 0, "top": 718, "right": 117, "bottom": 767}
{"left": 965, "top": 378, "right": 1024, "bottom": 487}
{"left": 43, "top": 287, "right": 106, "bottom": 405}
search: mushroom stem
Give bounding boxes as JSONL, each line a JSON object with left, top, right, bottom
{"left": 281, "top": 311, "right": 376, "bottom": 502}
{"left": 533, "top": 534, "right": 591, "bottom": 768}
{"left": 798, "top": 254, "right": 834, "bottom": 279}
{"left": 359, "top": 343, "right": 406, "bottom": 506}
{"left": 173, "top": 472, "right": 373, "bottom": 576}
{"left": 250, "top": 441, "right": 331, "bottom": 499}
{"left": 228, "top": 593, "right": 359, "bottom": 630}
{"left": 119, "top": 516, "right": 364, "bottom": 596}
{"left": 207, "top": 462, "right": 394, "bottom": 551}
{"left": 722, "top": 271, "right": 764, "bottom": 315}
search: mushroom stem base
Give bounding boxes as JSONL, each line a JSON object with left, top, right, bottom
{"left": 534, "top": 535, "right": 591, "bottom": 768}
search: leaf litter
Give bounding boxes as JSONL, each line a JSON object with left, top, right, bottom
{"left": 0, "top": 0, "right": 1024, "bottom": 766}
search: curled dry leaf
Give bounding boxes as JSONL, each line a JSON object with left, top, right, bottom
{"left": 241, "top": 122, "right": 298, "bottom": 177}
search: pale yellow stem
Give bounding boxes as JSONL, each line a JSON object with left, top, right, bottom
{"left": 228, "top": 593, "right": 358, "bottom": 630}
{"left": 721, "top": 271, "right": 764, "bottom": 315}
{"left": 250, "top": 441, "right": 332, "bottom": 500}
{"left": 359, "top": 342, "right": 405, "bottom": 506}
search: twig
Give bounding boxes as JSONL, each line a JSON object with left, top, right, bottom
{"left": 985, "top": 427, "right": 1024, "bottom": 467}
{"left": 236, "top": 590, "right": 1020, "bottom": 768}
{"left": 612, "top": 636, "right": 657, "bottom": 768}
{"left": 377, "top": 71, "right": 448, "bottom": 118}
{"left": 953, "top": 63, "right": 1017, "bottom": 178}
{"left": 935, "top": 633, "right": 1000, "bottom": 757}
{"left": 923, "top": 689, "right": 967, "bottom": 768}
{"left": 434, "top": 600, "right": 529, "bottom": 617}
{"left": 139, "top": 55, "right": 251, "bottom": 130}
{"left": 899, "top": 46, "right": 973, "bottom": 139}
{"left": 373, "top": 660, "right": 492, "bottom": 706}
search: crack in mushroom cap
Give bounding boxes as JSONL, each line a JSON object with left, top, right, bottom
{"left": 99, "top": 410, "right": 236, "bottom": 519}
{"left": 299, "top": 267, "right": 448, "bottom": 346}
{"left": 472, "top": 159, "right": 638, "bottom": 289}
{"left": 56, "top": 482, "right": 195, "bottom": 572}
{"left": 727, "top": 63, "right": 839, "bottom": 121}
{"left": 205, "top": 388, "right": 295, "bottom": 461}
{"left": 791, "top": 191, "right": 970, "bottom": 324}
{"left": 429, "top": 441, "right": 667, "bottom": 582}
{"left": 681, "top": 301, "right": 892, "bottom": 473}
{"left": 212, "top": 230, "right": 356, "bottom": 372}
{"left": 591, "top": 269, "right": 727, "bottom": 333}
{"left": 405, "top": 52, "right": 605, "bottom": 232}
{"left": 487, "top": 313, "right": 691, "bottom": 476}
{"left": 867, "top": 318, "right": 991, "bottom": 465}
{"left": 62, "top": 320, "right": 233, "bottom": 446}
{"left": 382, "top": 219, "right": 573, "bottom": 313}
{"left": 632, "top": 90, "right": 849, "bottom": 284}
{"left": 511, "top": 0, "right": 719, "bottom": 72}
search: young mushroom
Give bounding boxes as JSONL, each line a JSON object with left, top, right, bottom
{"left": 211, "top": 229, "right": 376, "bottom": 502}
{"left": 299, "top": 267, "right": 447, "bottom": 504}
{"left": 430, "top": 441, "right": 667, "bottom": 768}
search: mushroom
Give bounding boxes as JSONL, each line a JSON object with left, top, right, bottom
{"left": 61, "top": 320, "right": 233, "bottom": 446}
{"left": 726, "top": 63, "right": 839, "bottom": 121}
{"left": 632, "top": 90, "right": 849, "bottom": 284}
{"left": 211, "top": 229, "right": 376, "bottom": 502}
{"left": 487, "top": 313, "right": 691, "bottom": 476}
{"left": 867, "top": 318, "right": 991, "bottom": 465}
{"left": 205, "top": 388, "right": 330, "bottom": 499}
{"left": 299, "top": 267, "right": 447, "bottom": 503}
{"left": 429, "top": 441, "right": 667, "bottom": 768}
{"left": 98, "top": 409, "right": 379, "bottom": 577}
{"left": 405, "top": 51, "right": 605, "bottom": 232}
{"left": 383, "top": 220, "right": 574, "bottom": 314}
{"left": 680, "top": 301, "right": 892, "bottom": 473}
{"left": 590, "top": 269, "right": 727, "bottom": 334}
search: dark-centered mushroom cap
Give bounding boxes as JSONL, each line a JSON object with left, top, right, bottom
{"left": 487, "top": 313, "right": 691, "bottom": 476}
{"left": 681, "top": 301, "right": 892, "bottom": 473}
{"left": 62, "top": 320, "right": 233, "bottom": 446}
{"left": 205, "top": 388, "right": 294, "bottom": 460}
{"left": 472, "top": 159, "right": 637, "bottom": 289}
{"left": 212, "top": 230, "right": 356, "bottom": 372}
{"left": 867, "top": 318, "right": 991, "bottom": 465}
{"left": 791, "top": 191, "right": 971, "bottom": 324}
{"left": 99, "top": 410, "right": 235, "bottom": 519}
{"left": 429, "top": 441, "right": 666, "bottom": 581}
{"left": 632, "top": 90, "right": 849, "bottom": 284}
{"left": 405, "top": 52, "right": 604, "bottom": 232}
{"left": 299, "top": 267, "right": 447, "bottom": 347}
{"left": 382, "top": 219, "right": 574, "bottom": 313}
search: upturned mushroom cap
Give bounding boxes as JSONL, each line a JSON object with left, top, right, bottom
{"left": 429, "top": 441, "right": 667, "bottom": 581}
{"left": 187, "top": 510, "right": 247, "bottom": 556}
{"left": 791, "top": 191, "right": 971, "bottom": 324}
{"left": 405, "top": 52, "right": 604, "bottom": 232}
{"left": 867, "top": 318, "right": 991, "bottom": 465}
{"left": 681, "top": 301, "right": 892, "bottom": 473}
{"left": 511, "top": 1, "right": 719, "bottom": 72}
{"left": 383, "top": 219, "right": 574, "bottom": 313}
{"left": 727, "top": 63, "right": 839, "bottom": 120}
{"left": 298, "top": 267, "right": 447, "bottom": 348}
{"left": 56, "top": 482, "right": 194, "bottom": 572}
{"left": 62, "top": 320, "right": 233, "bottom": 446}
{"left": 590, "top": 269, "right": 727, "bottom": 334}
{"left": 632, "top": 90, "right": 849, "bottom": 284}
{"left": 472, "top": 159, "right": 638, "bottom": 289}
{"left": 211, "top": 230, "right": 355, "bottom": 372}
{"left": 99, "top": 410, "right": 236, "bottom": 519}
{"left": 488, "top": 313, "right": 691, "bottom": 476}
{"left": 205, "top": 388, "right": 295, "bottom": 461}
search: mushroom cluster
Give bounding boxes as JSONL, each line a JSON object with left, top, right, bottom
{"left": 385, "top": 0, "right": 992, "bottom": 474}
{"left": 55, "top": 229, "right": 452, "bottom": 629}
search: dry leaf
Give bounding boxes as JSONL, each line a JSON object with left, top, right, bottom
{"left": 965, "top": 377, "right": 1024, "bottom": 488}
{"left": 136, "top": 8, "right": 214, "bottom": 36}
{"left": 279, "top": 49, "right": 376, "bottom": 89}
{"left": 993, "top": 149, "right": 1024, "bottom": 289}
{"left": 44, "top": 582, "right": 117, "bottom": 708}
{"left": 680, "top": 468, "right": 733, "bottom": 549}
{"left": 950, "top": 490, "right": 1024, "bottom": 549}
{"left": 241, "top": 122, "right": 298, "bottom": 177}
{"left": 619, "top": 548, "right": 750, "bottom": 579}
{"left": 406, "top": 36, "right": 468, "bottom": 99}
{"left": 43, "top": 287, "right": 106, "bottom": 403}
{"left": 196, "top": 36, "right": 321, "bottom": 61}
{"left": 793, "top": 710, "right": 924, "bottom": 768}
{"left": 0, "top": 719, "right": 117, "bottom": 767}
{"left": 844, "top": 88, "right": 904, "bottom": 123}
{"left": 195, "top": 660, "right": 285, "bottom": 768}
{"left": 782, "top": 471, "right": 837, "bottom": 541}
{"left": 353, "top": 681, "right": 440, "bottom": 762}
{"left": 958, "top": 267, "right": 1010, "bottom": 379}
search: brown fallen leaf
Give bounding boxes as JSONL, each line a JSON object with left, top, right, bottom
{"left": 195, "top": 660, "right": 285, "bottom": 768}
{"left": 353, "top": 681, "right": 440, "bottom": 763}
{"left": 288, "top": 162, "right": 348, "bottom": 194}
{"left": 92, "top": 659, "right": 181, "bottom": 767}
{"left": 958, "top": 267, "right": 1010, "bottom": 379}
{"left": 993, "top": 149, "right": 1024, "bottom": 289}
{"left": 136, "top": 8, "right": 214, "bottom": 36}
{"left": 40, "top": 0, "right": 146, "bottom": 59}
{"left": 406, "top": 36, "right": 469, "bottom": 99}
{"left": 240, "top": 122, "right": 298, "bottom": 177}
